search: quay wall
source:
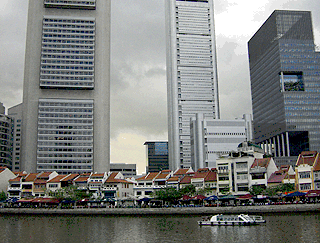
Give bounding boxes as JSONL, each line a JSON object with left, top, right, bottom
{"left": 0, "top": 204, "right": 319, "bottom": 216}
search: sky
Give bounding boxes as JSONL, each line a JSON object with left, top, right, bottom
{"left": 1, "top": 0, "right": 320, "bottom": 174}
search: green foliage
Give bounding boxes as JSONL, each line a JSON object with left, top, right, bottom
{"left": 249, "top": 185, "right": 266, "bottom": 196}
{"left": 0, "top": 191, "right": 7, "bottom": 201}
{"left": 197, "top": 187, "right": 213, "bottom": 196}
{"left": 179, "top": 185, "right": 196, "bottom": 196}
{"left": 250, "top": 183, "right": 295, "bottom": 196}
{"left": 50, "top": 185, "right": 92, "bottom": 201}
{"left": 153, "top": 188, "right": 182, "bottom": 203}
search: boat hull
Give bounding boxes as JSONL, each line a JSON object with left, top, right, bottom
{"left": 198, "top": 220, "right": 263, "bottom": 226}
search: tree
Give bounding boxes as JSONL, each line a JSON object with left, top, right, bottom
{"left": 153, "top": 188, "right": 182, "bottom": 204}
{"left": 179, "top": 185, "right": 196, "bottom": 196}
{"left": 197, "top": 187, "right": 213, "bottom": 196}
{"left": 0, "top": 191, "right": 7, "bottom": 201}
{"left": 50, "top": 185, "right": 92, "bottom": 201}
{"left": 249, "top": 185, "right": 266, "bottom": 196}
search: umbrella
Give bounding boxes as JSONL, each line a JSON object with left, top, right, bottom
{"left": 237, "top": 194, "right": 253, "bottom": 200}
{"left": 305, "top": 190, "right": 320, "bottom": 197}
{"left": 204, "top": 195, "right": 218, "bottom": 201}
{"left": 180, "top": 195, "right": 192, "bottom": 201}
{"left": 219, "top": 194, "right": 237, "bottom": 200}
{"left": 285, "top": 191, "right": 306, "bottom": 197}
{"left": 192, "top": 195, "right": 206, "bottom": 200}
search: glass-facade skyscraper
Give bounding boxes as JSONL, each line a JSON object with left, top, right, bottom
{"left": 144, "top": 142, "right": 169, "bottom": 173}
{"left": 166, "top": 0, "right": 220, "bottom": 171}
{"left": 21, "top": 0, "right": 110, "bottom": 174}
{"left": 248, "top": 10, "right": 320, "bottom": 165}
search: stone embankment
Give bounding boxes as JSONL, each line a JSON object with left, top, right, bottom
{"left": 0, "top": 204, "right": 319, "bottom": 216}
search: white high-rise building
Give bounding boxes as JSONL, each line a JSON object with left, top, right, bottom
{"left": 21, "top": 0, "right": 111, "bottom": 174}
{"left": 166, "top": 0, "right": 220, "bottom": 170}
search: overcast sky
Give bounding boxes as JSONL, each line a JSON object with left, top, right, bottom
{"left": 1, "top": 0, "right": 319, "bottom": 174}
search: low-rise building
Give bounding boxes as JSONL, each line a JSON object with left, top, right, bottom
{"left": 250, "top": 158, "right": 278, "bottom": 189}
{"left": 102, "top": 172, "right": 134, "bottom": 200}
{"left": 0, "top": 167, "right": 16, "bottom": 193}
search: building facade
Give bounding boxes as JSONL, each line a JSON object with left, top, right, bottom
{"left": 144, "top": 142, "right": 169, "bottom": 173}
{"left": 21, "top": 0, "right": 111, "bottom": 174}
{"left": 8, "top": 103, "right": 23, "bottom": 172}
{"left": 190, "top": 114, "right": 251, "bottom": 170}
{"left": 0, "top": 104, "right": 13, "bottom": 169}
{"left": 166, "top": 0, "right": 220, "bottom": 171}
{"left": 248, "top": 10, "right": 320, "bottom": 166}
{"left": 110, "top": 163, "right": 137, "bottom": 177}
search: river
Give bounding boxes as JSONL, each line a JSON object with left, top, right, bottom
{"left": 0, "top": 212, "right": 319, "bottom": 243}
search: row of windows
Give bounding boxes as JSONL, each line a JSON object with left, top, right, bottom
{"left": 43, "top": 17, "right": 95, "bottom": 25}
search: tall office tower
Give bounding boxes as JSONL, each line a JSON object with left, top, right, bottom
{"left": 0, "top": 103, "right": 13, "bottom": 169}
{"left": 21, "top": 1, "right": 111, "bottom": 174}
{"left": 144, "top": 141, "right": 169, "bottom": 173}
{"left": 248, "top": 10, "right": 320, "bottom": 167}
{"left": 166, "top": 0, "right": 220, "bottom": 171}
{"left": 8, "top": 103, "right": 23, "bottom": 172}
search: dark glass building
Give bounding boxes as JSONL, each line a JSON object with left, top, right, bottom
{"left": 248, "top": 10, "right": 320, "bottom": 166}
{"left": 144, "top": 142, "right": 169, "bottom": 172}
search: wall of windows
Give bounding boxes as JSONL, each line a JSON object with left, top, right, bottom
{"left": 37, "top": 99, "right": 94, "bottom": 174}
{"left": 40, "top": 16, "right": 95, "bottom": 89}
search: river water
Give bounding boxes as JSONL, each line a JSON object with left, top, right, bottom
{"left": 0, "top": 212, "right": 319, "bottom": 243}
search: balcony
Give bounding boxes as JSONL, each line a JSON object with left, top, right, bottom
{"left": 250, "top": 167, "right": 267, "bottom": 174}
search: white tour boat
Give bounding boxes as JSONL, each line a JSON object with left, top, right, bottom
{"left": 198, "top": 214, "right": 266, "bottom": 226}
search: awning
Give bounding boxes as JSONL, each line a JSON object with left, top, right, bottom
{"left": 204, "top": 195, "right": 218, "bottom": 201}
{"left": 237, "top": 194, "right": 253, "bottom": 200}
{"left": 285, "top": 191, "right": 306, "bottom": 197}
{"left": 32, "top": 198, "right": 60, "bottom": 204}
{"left": 192, "top": 195, "right": 206, "bottom": 200}
{"left": 305, "top": 190, "right": 320, "bottom": 197}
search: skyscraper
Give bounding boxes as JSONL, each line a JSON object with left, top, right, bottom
{"left": 248, "top": 10, "right": 320, "bottom": 166}
{"left": 166, "top": 0, "right": 220, "bottom": 171}
{"left": 144, "top": 141, "right": 169, "bottom": 173}
{"left": 21, "top": 0, "right": 110, "bottom": 174}
{"left": 0, "top": 103, "right": 13, "bottom": 169}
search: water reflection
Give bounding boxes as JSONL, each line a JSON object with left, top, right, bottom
{"left": 0, "top": 212, "right": 319, "bottom": 243}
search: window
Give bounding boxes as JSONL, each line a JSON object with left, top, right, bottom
{"left": 299, "top": 171, "right": 310, "bottom": 179}
{"left": 280, "top": 71, "right": 304, "bottom": 92}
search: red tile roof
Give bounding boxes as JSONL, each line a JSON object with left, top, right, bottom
{"left": 296, "top": 151, "right": 318, "bottom": 167}
{"left": 74, "top": 176, "right": 89, "bottom": 182}
{"left": 0, "top": 167, "right": 7, "bottom": 172}
{"left": 193, "top": 168, "right": 210, "bottom": 179}
{"left": 61, "top": 174, "right": 79, "bottom": 182}
{"left": 155, "top": 171, "right": 171, "bottom": 180}
{"left": 9, "top": 176, "right": 23, "bottom": 182}
{"left": 90, "top": 173, "right": 105, "bottom": 178}
{"left": 47, "top": 175, "right": 66, "bottom": 183}
{"left": 180, "top": 175, "right": 193, "bottom": 184}
{"left": 204, "top": 170, "right": 217, "bottom": 182}
{"left": 251, "top": 158, "right": 271, "bottom": 169}
{"left": 33, "top": 179, "right": 47, "bottom": 184}
{"left": 137, "top": 172, "right": 159, "bottom": 181}
{"left": 38, "top": 172, "right": 52, "bottom": 179}
{"left": 313, "top": 156, "right": 320, "bottom": 171}
{"left": 174, "top": 168, "right": 189, "bottom": 176}
{"left": 268, "top": 171, "right": 286, "bottom": 184}
{"left": 23, "top": 173, "right": 39, "bottom": 182}
{"left": 105, "top": 172, "right": 132, "bottom": 184}
{"left": 167, "top": 176, "right": 179, "bottom": 182}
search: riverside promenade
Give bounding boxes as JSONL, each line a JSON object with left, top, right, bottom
{"left": 0, "top": 204, "right": 319, "bottom": 216}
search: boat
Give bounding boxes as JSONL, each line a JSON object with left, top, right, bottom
{"left": 198, "top": 214, "right": 266, "bottom": 226}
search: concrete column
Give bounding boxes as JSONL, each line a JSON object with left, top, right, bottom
{"left": 281, "top": 133, "right": 286, "bottom": 157}
{"left": 286, "top": 132, "right": 290, "bottom": 157}
{"left": 277, "top": 135, "right": 281, "bottom": 157}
